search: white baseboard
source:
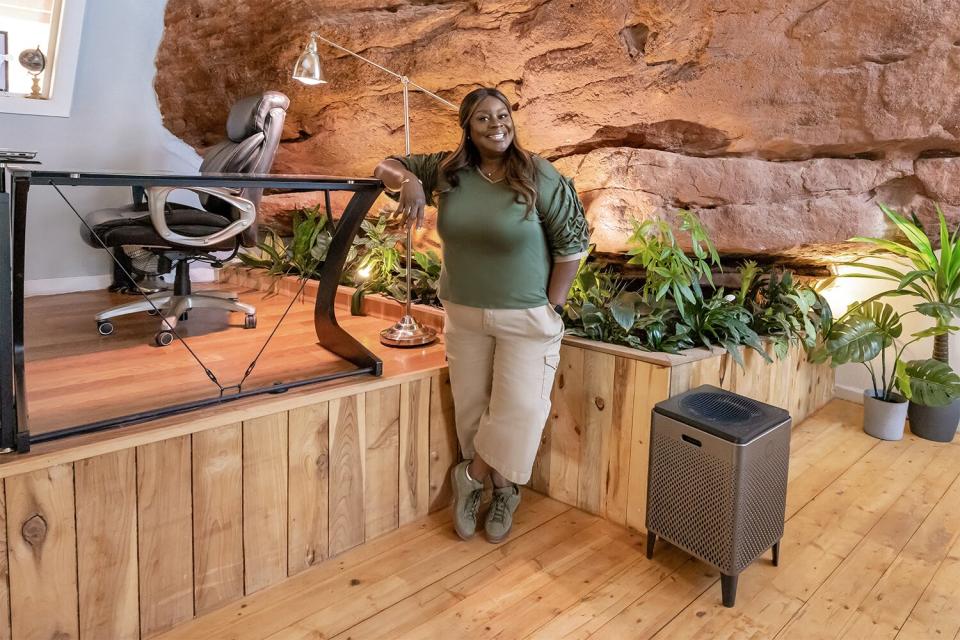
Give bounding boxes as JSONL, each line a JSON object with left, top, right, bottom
{"left": 25, "top": 266, "right": 216, "bottom": 298}
{"left": 25, "top": 274, "right": 113, "bottom": 297}
{"left": 834, "top": 384, "right": 865, "bottom": 404}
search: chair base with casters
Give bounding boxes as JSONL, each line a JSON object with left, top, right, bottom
{"left": 95, "top": 254, "right": 257, "bottom": 347}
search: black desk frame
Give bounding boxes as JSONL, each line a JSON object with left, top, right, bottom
{"left": 0, "top": 169, "right": 385, "bottom": 452}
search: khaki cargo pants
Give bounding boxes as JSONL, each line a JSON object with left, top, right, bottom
{"left": 441, "top": 299, "right": 564, "bottom": 484}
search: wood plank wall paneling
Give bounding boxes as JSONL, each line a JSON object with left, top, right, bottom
{"left": 137, "top": 436, "right": 194, "bottom": 636}
{"left": 365, "top": 386, "right": 401, "bottom": 541}
{"left": 6, "top": 464, "right": 79, "bottom": 640}
{"left": 428, "top": 371, "right": 458, "bottom": 511}
{"left": 578, "top": 350, "right": 616, "bottom": 514}
{"left": 0, "top": 480, "right": 10, "bottom": 640}
{"left": 75, "top": 449, "right": 139, "bottom": 640}
{"left": 0, "top": 376, "right": 454, "bottom": 640}
{"left": 626, "top": 363, "right": 671, "bottom": 532}
{"left": 243, "top": 413, "right": 289, "bottom": 594}
{"left": 400, "top": 378, "right": 431, "bottom": 525}
{"left": 288, "top": 402, "right": 330, "bottom": 576}
{"left": 604, "top": 356, "right": 637, "bottom": 527}
{"left": 192, "top": 424, "right": 244, "bottom": 614}
{"left": 545, "top": 344, "right": 584, "bottom": 505}
{"left": 329, "top": 394, "right": 367, "bottom": 556}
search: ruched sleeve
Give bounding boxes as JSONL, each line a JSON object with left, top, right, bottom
{"left": 385, "top": 152, "right": 448, "bottom": 207}
{"left": 535, "top": 157, "right": 591, "bottom": 262}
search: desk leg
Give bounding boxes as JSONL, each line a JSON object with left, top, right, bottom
{"left": 314, "top": 187, "right": 383, "bottom": 376}
{"left": 0, "top": 192, "right": 17, "bottom": 451}
{"left": 10, "top": 177, "right": 29, "bottom": 451}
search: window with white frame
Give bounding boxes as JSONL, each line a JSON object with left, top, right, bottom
{"left": 0, "top": 0, "right": 65, "bottom": 99}
{"left": 0, "top": 0, "right": 83, "bottom": 116}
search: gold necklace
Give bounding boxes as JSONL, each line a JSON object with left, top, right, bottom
{"left": 479, "top": 164, "right": 505, "bottom": 182}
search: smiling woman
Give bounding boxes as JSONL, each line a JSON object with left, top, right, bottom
{"left": 373, "top": 86, "right": 590, "bottom": 545}
{"left": 0, "top": 0, "right": 85, "bottom": 115}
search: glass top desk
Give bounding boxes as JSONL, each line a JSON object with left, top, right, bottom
{"left": 1, "top": 169, "right": 385, "bottom": 452}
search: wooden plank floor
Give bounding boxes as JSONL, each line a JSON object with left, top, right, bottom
{"left": 24, "top": 285, "right": 445, "bottom": 435}
{"left": 156, "top": 400, "right": 960, "bottom": 640}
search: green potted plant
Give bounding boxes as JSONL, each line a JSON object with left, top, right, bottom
{"left": 812, "top": 300, "right": 960, "bottom": 440}
{"left": 845, "top": 204, "right": 960, "bottom": 441}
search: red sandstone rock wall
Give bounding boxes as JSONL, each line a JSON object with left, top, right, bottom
{"left": 155, "top": 0, "right": 960, "bottom": 264}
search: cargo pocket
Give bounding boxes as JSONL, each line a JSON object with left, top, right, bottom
{"left": 541, "top": 353, "right": 561, "bottom": 400}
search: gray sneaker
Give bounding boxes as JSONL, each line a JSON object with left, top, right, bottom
{"left": 485, "top": 484, "right": 521, "bottom": 543}
{"left": 451, "top": 460, "right": 484, "bottom": 540}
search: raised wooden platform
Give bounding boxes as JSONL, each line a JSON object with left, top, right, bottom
{"left": 156, "top": 400, "right": 960, "bottom": 640}
{"left": 2, "top": 274, "right": 836, "bottom": 639}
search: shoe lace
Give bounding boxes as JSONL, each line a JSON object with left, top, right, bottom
{"left": 490, "top": 489, "right": 510, "bottom": 524}
{"left": 464, "top": 489, "right": 482, "bottom": 522}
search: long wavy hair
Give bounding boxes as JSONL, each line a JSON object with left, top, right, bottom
{"left": 438, "top": 87, "right": 539, "bottom": 215}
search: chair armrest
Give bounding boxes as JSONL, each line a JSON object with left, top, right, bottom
{"left": 147, "top": 186, "right": 256, "bottom": 247}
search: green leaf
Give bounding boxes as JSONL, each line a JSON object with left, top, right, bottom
{"left": 610, "top": 294, "right": 638, "bottom": 331}
{"left": 824, "top": 316, "right": 884, "bottom": 365}
{"left": 916, "top": 302, "right": 960, "bottom": 322}
{"left": 911, "top": 325, "right": 960, "bottom": 339}
{"left": 900, "top": 359, "right": 960, "bottom": 407}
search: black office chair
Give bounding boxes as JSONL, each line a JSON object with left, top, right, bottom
{"left": 80, "top": 91, "right": 289, "bottom": 346}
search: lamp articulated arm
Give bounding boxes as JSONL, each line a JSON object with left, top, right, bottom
{"left": 306, "top": 33, "right": 458, "bottom": 111}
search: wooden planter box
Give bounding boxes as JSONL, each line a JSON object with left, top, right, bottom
{"left": 528, "top": 336, "right": 834, "bottom": 532}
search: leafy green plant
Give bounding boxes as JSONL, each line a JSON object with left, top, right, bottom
{"left": 811, "top": 300, "right": 960, "bottom": 403}
{"left": 564, "top": 252, "right": 636, "bottom": 344}
{"left": 845, "top": 204, "right": 960, "bottom": 365}
{"left": 345, "top": 214, "right": 406, "bottom": 313}
{"left": 626, "top": 210, "right": 720, "bottom": 315}
{"left": 384, "top": 249, "right": 443, "bottom": 306}
{"left": 677, "top": 289, "right": 766, "bottom": 367}
{"left": 739, "top": 262, "right": 833, "bottom": 359}
{"left": 238, "top": 204, "right": 332, "bottom": 281}
{"left": 347, "top": 214, "right": 405, "bottom": 287}
{"left": 564, "top": 214, "right": 834, "bottom": 364}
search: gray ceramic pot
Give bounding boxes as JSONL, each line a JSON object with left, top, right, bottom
{"left": 908, "top": 398, "right": 960, "bottom": 443}
{"left": 862, "top": 390, "right": 907, "bottom": 441}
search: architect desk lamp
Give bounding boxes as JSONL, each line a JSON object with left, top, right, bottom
{"left": 293, "top": 33, "right": 456, "bottom": 347}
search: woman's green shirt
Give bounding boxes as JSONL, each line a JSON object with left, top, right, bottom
{"left": 390, "top": 152, "right": 590, "bottom": 309}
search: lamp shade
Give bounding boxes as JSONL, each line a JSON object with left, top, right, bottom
{"left": 293, "top": 35, "right": 326, "bottom": 85}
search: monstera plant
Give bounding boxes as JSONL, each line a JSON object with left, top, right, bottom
{"left": 843, "top": 204, "right": 960, "bottom": 441}
{"left": 812, "top": 300, "right": 960, "bottom": 440}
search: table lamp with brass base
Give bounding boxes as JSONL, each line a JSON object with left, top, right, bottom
{"left": 293, "top": 33, "right": 456, "bottom": 347}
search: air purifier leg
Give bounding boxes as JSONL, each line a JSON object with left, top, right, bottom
{"left": 772, "top": 541, "right": 780, "bottom": 567}
{"left": 721, "top": 573, "right": 738, "bottom": 607}
{"left": 646, "top": 532, "right": 657, "bottom": 559}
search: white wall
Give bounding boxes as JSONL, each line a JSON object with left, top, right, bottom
{"left": 0, "top": 0, "right": 199, "bottom": 291}
{"left": 820, "top": 256, "right": 960, "bottom": 403}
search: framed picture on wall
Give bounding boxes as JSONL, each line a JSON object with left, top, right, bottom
{"left": 0, "top": 31, "right": 8, "bottom": 93}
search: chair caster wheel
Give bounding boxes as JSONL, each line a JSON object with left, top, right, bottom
{"left": 244, "top": 314, "right": 257, "bottom": 329}
{"left": 155, "top": 331, "right": 174, "bottom": 347}
{"left": 97, "top": 320, "right": 114, "bottom": 336}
